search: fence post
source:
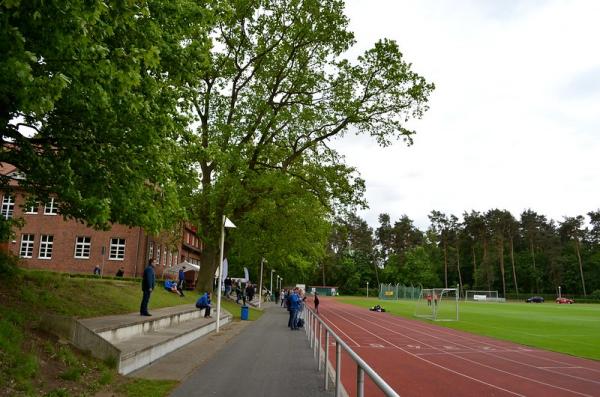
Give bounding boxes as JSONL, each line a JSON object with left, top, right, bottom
{"left": 357, "top": 366, "right": 365, "bottom": 397}
{"left": 324, "top": 330, "right": 330, "bottom": 391}
{"left": 335, "top": 341, "right": 342, "bottom": 397}
{"left": 317, "top": 322, "right": 322, "bottom": 366}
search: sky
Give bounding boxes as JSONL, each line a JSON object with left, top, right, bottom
{"left": 333, "top": 0, "right": 600, "bottom": 230}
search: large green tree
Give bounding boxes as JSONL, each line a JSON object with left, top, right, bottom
{"left": 182, "top": 0, "right": 434, "bottom": 290}
{"left": 1, "top": 0, "right": 208, "bottom": 233}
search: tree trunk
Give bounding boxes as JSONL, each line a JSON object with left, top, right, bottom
{"left": 443, "top": 240, "right": 448, "bottom": 288}
{"left": 529, "top": 239, "right": 538, "bottom": 293}
{"left": 510, "top": 236, "right": 518, "bottom": 296}
{"left": 456, "top": 246, "right": 463, "bottom": 297}
{"left": 575, "top": 239, "right": 586, "bottom": 296}
{"left": 472, "top": 245, "right": 477, "bottom": 273}
{"left": 197, "top": 247, "right": 219, "bottom": 293}
{"left": 499, "top": 238, "right": 506, "bottom": 298}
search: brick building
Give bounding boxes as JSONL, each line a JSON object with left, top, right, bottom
{"left": 1, "top": 163, "right": 202, "bottom": 284}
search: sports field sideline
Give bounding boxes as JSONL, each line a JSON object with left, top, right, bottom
{"left": 338, "top": 296, "right": 600, "bottom": 361}
{"left": 314, "top": 297, "right": 600, "bottom": 396}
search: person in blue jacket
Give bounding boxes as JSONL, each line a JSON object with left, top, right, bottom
{"left": 140, "top": 258, "right": 156, "bottom": 316}
{"left": 288, "top": 288, "right": 301, "bottom": 330}
{"left": 196, "top": 292, "right": 212, "bottom": 318}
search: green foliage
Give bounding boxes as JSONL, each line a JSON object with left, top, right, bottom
{"left": 59, "top": 367, "right": 82, "bottom": 382}
{"left": 183, "top": 0, "right": 433, "bottom": 290}
{"left": 1, "top": 0, "right": 209, "bottom": 233}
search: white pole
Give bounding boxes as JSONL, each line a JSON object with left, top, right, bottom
{"left": 216, "top": 215, "right": 225, "bottom": 333}
{"left": 558, "top": 286, "right": 561, "bottom": 298}
{"left": 258, "top": 257, "right": 264, "bottom": 309}
{"left": 366, "top": 281, "right": 369, "bottom": 297}
{"left": 270, "top": 269, "right": 274, "bottom": 300}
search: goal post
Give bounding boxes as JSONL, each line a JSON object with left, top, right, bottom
{"left": 414, "top": 287, "right": 459, "bottom": 321}
{"left": 464, "top": 290, "right": 504, "bottom": 302}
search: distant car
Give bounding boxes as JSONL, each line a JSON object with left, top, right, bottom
{"left": 556, "top": 297, "right": 574, "bottom": 304}
{"left": 526, "top": 296, "right": 544, "bottom": 303}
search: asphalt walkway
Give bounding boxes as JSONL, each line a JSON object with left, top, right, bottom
{"left": 170, "top": 303, "right": 333, "bottom": 397}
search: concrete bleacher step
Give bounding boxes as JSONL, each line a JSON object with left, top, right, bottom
{"left": 72, "top": 305, "right": 232, "bottom": 375}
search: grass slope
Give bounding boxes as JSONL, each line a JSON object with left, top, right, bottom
{"left": 337, "top": 297, "right": 600, "bottom": 361}
{"left": 0, "top": 263, "right": 261, "bottom": 397}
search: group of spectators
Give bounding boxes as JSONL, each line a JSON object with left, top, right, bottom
{"left": 223, "top": 277, "right": 260, "bottom": 305}
{"left": 281, "top": 287, "right": 307, "bottom": 330}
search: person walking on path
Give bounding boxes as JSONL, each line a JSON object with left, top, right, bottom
{"left": 177, "top": 266, "right": 186, "bottom": 297}
{"left": 314, "top": 292, "right": 320, "bottom": 314}
{"left": 140, "top": 258, "right": 156, "bottom": 316}
{"left": 196, "top": 292, "right": 212, "bottom": 317}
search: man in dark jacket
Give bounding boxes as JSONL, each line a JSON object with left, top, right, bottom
{"left": 196, "top": 292, "right": 212, "bottom": 317}
{"left": 177, "top": 266, "right": 186, "bottom": 297}
{"left": 140, "top": 258, "right": 156, "bottom": 316}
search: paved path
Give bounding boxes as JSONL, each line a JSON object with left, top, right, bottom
{"left": 170, "top": 303, "right": 333, "bottom": 397}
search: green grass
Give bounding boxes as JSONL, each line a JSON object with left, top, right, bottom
{"left": 119, "top": 379, "right": 178, "bottom": 397}
{"left": 337, "top": 296, "right": 600, "bottom": 361}
{"left": 221, "top": 299, "right": 263, "bottom": 321}
{"left": 0, "top": 267, "right": 264, "bottom": 396}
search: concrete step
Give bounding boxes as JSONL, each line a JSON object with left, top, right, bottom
{"left": 79, "top": 305, "right": 207, "bottom": 344}
{"left": 72, "top": 305, "right": 232, "bottom": 375}
{"left": 114, "top": 313, "right": 231, "bottom": 375}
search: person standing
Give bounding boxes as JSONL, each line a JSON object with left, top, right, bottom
{"left": 314, "top": 292, "right": 320, "bottom": 314}
{"left": 140, "top": 258, "right": 156, "bottom": 316}
{"left": 177, "top": 266, "right": 186, "bottom": 297}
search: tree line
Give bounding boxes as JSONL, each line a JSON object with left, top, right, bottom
{"left": 317, "top": 209, "right": 600, "bottom": 299}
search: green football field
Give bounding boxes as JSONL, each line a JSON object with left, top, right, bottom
{"left": 337, "top": 296, "right": 600, "bottom": 361}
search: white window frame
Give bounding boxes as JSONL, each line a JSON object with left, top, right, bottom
{"left": 148, "top": 242, "right": 154, "bottom": 260}
{"left": 25, "top": 204, "right": 38, "bottom": 214}
{"left": 44, "top": 197, "right": 58, "bottom": 215}
{"left": 156, "top": 245, "right": 161, "bottom": 265}
{"left": 19, "top": 234, "right": 35, "bottom": 258}
{"left": 1, "top": 194, "right": 15, "bottom": 219}
{"left": 38, "top": 235, "right": 54, "bottom": 259}
{"left": 74, "top": 236, "right": 91, "bottom": 259}
{"left": 109, "top": 238, "right": 126, "bottom": 260}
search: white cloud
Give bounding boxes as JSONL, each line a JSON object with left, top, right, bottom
{"left": 334, "top": 0, "right": 600, "bottom": 229}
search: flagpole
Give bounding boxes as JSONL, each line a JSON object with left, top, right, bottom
{"left": 216, "top": 215, "right": 225, "bottom": 332}
{"left": 258, "top": 257, "right": 265, "bottom": 309}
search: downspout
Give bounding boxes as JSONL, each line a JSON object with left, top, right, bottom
{"left": 134, "top": 227, "right": 142, "bottom": 278}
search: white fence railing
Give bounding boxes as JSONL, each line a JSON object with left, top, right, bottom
{"left": 302, "top": 306, "right": 400, "bottom": 397}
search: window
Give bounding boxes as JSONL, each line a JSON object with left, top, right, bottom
{"left": 74, "top": 236, "right": 91, "bottom": 259}
{"left": 148, "top": 242, "right": 154, "bottom": 260}
{"left": 44, "top": 198, "right": 58, "bottom": 215}
{"left": 25, "top": 204, "right": 38, "bottom": 214}
{"left": 167, "top": 251, "right": 171, "bottom": 267}
{"left": 1, "top": 195, "right": 14, "bottom": 219}
{"left": 109, "top": 238, "right": 125, "bottom": 260}
{"left": 156, "top": 245, "right": 161, "bottom": 265}
{"left": 19, "top": 234, "right": 35, "bottom": 258}
{"left": 38, "top": 235, "right": 54, "bottom": 259}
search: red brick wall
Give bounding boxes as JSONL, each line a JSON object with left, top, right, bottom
{"left": 7, "top": 192, "right": 147, "bottom": 277}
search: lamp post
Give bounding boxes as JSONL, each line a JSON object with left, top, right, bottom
{"left": 367, "top": 281, "right": 369, "bottom": 297}
{"left": 270, "top": 269, "right": 275, "bottom": 301}
{"left": 216, "top": 216, "right": 236, "bottom": 333}
{"left": 258, "top": 257, "right": 266, "bottom": 309}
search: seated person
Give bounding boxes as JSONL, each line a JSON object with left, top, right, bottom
{"left": 196, "top": 292, "right": 212, "bottom": 318}
{"left": 115, "top": 267, "right": 125, "bottom": 277}
{"left": 370, "top": 304, "right": 386, "bottom": 312}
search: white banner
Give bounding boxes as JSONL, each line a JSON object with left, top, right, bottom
{"left": 222, "top": 258, "right": 228, "bottom": 280}
{"left": 244, "top": 267, "right": 249, "bottom": 282}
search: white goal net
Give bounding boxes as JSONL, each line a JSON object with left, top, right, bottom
{"left": 414, "top": 288, "right": 459, "bottom": 321}
{"left": 464, "top": 290, "right": 504, "bottom": 302}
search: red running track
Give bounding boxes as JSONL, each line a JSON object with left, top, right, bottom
{"left": 313, "top": 298, "right": 600, "bottom": 397}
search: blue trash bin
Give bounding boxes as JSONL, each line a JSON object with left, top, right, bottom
{"left": 241, "top": 305, "right": 249, "bottom": 320}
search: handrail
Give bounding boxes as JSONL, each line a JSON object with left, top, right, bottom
{"left": 302, "top": 305, "right": 400, "bottom": 397}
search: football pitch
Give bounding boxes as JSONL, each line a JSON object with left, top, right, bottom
{"left": 337, "top": 296, "right": 600, "bottom": 361}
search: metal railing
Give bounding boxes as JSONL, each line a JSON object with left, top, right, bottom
{"left": 302, "top": 306, "right": 400, "bottom": 397}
